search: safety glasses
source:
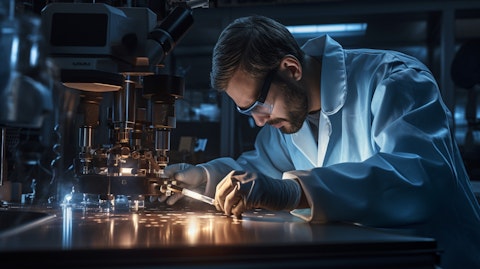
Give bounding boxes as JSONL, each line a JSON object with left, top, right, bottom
{"left": 236, "top": 69, "right": 276, "bottom": 116}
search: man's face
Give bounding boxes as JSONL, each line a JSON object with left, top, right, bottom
{"left": 226, "top": 69, "right": 309, "bottom": 134}
{"left": 269, "top": 73, "right": 309, "bottom": 134}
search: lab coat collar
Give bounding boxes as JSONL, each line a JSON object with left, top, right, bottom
{"left": 290, "top": 121, "right": 318, "bottom": 167}
{"left": 290, "top": 35, "right": 343, "bottom": 166}
{"left": 302, "top": 35, "right": 347, "bottom": 115}
{"left": 290, "top": 111, "right": 331, "bottom": 167}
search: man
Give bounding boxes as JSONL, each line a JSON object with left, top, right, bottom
{"left": 162, "top": 16, "right": 480, "bottom": 268}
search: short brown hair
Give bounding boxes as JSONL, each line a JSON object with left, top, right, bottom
{"left": 210, "top": 15, "right": 304, "bottom": 91}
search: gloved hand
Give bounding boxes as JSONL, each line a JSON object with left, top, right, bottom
{"left": 215, "top": 170, "right": 301, "bottom": 218}
{"left": 159, "top": 163, "right": 207, "bottom": 205}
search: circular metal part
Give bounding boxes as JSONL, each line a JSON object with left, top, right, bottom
{"left": 142, "top": 74, "right": 184, "bottom": 99}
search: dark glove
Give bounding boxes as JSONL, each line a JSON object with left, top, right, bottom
{"left": 159, "top": 163, "right": 207, "bottom": 205}
{"left": 215, "top": 170, "right": 301, "bottom": 218}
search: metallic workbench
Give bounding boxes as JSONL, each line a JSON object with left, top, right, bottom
{"left": 0, "top": 200, "right": 439, "bottom": 268}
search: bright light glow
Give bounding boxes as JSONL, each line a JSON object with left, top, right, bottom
{"left": 120, "top": 168, "right": 133, "bottom": 175}
{"left": 181, "top": 188, "right": 215, "bottom": 205}
{"left": 286, "top": 23, "right": 367, "bottom": 36}
{"left": 10, "top": 36, "right": 19, "bottom": 67}
{"left": 30, "top": 43, "right": 39, "bottom": 67}
{"left": 63, "top": 193, "right": 72, "bottom": 204}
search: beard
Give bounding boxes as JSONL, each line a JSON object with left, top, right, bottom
{"left": 267, "top": 75, "right": 309, "bottom": 134}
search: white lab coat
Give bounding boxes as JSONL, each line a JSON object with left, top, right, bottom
{"left": 200, "top": 35, "right": 480, "bottom": 268}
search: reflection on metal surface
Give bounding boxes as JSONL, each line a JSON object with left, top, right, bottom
{"left": 62, "top": 206, "right": 72, "bottom": 248}
{"left": 0, "top": 209, "right": 56, "bottom": 237}
{"left": 0, "top": 204, "right": 439, "bottom": 269}
{"left": 54, "top": 206, "right": 311, "bottom": 249}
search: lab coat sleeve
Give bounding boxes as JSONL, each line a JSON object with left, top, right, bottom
{"left": 288, "top": 68, "right": 457, "bottom": 227}
{"left": 198, "top": 125, "right": 296, "bottom": 197}
{"left": 236, "top": 125, "right": 297, "bottom": 177}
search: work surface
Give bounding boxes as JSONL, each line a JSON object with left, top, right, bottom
{"left": 0, "top": 200, "right": 439, "bottom": 268}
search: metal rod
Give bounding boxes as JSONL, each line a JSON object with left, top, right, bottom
{"left": 168, "top": 185, "right": 215, "bottom": 205}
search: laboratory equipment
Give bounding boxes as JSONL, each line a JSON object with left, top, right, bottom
{"left": 40, "top": 2, "right": 200, "bottom": 209}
